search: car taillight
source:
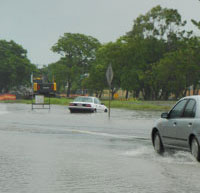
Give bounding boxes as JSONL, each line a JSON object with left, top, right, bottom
{"left": 86, "top": 104, "right": 91, "bottom": 107}
{"left": 37, "top": 84, "right": 40, "bottom": 90}
{"left": 51, "top": 85, "right": 54, "bottom": 90}
{"left": 69, "top": 103, "right": 74, "bottom": 106}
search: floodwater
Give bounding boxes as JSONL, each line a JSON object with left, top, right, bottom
{"left": 0, "top": 103, "right": 200, "bottom": 193}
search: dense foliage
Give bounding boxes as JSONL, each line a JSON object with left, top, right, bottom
{"left": 2, "top": 5, "right": 200, "bottom": 100}
{"left": 51, "top": 33, "right": 101, "bottom": 97}
{"left": 0, "top": 40, "right": 36, "bottom": 93}
{"left": 81, "top": 6, "right": 200, "bottom": 100}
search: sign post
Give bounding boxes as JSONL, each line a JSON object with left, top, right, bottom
{"left": 106, "top": 64, "right": 113, "bottom": 118}
{"left": 31, "top": 73, "right": 34, "bottom": 108}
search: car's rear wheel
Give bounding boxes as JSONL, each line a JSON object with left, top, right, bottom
{"left": 70, "top": 109, "right": 74, "bottom": 113}
{"left": 90, "top": 109, "right": 94, "bottom": 113}
{"left": 153, "top": 131, "right": 164, "bottom": 154}
{"left": 191, "top": 137, "right": 200, "bottom": 161}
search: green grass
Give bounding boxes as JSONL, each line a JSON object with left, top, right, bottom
{"left": 0, "top": 98, "right": 175, "bottom": 111}
{"left": 0, "top": 98, "right": 73, "bottom": 105}
{"left": 44, "top": 97, "right": 73, "bottom": 105}
{"left": 103, "top": 100, "right": 174, "bottom": 111}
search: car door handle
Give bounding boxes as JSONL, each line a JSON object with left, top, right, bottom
{"left": 188, "top": 123, "right": 192, "bottom": 127}
{"left": 173, "top": 122, "right": 177, "bottom": 127}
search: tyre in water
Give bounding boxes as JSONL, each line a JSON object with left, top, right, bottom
{"left": 154, "top": 132, "right": 164, "bottom": 154}
{"left": 191, "top": 137, "right": 200, "bottom": 161}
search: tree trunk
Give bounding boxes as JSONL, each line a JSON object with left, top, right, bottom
{"left": 133, "top": 89, "right": 140, "bottom": 98}
{"left": 99, "top": 90, "right": 103, "bottom": 99}
{"left": 193, "top": 84, "right": 199, "bottom": 95}
{"left": 111, "top": 88, "right": 115, "bottom": 100}
{"left": 163, "top": 91, "right": 169, "bottom": 100}
{"left": 67, "top": 81, "right": 71, "bottom": 97}
{"left": 125, "top": 90, "right": 129, "bottom": 100}
{"left": 143, "top": 88, "right": 151, "bottom": 100}
{"left": 183, "top": 89, "right": 187, "bottom": 97}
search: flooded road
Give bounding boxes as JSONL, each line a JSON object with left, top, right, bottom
{"left": 0, "top": 103, "right": 200, "bottom": 193}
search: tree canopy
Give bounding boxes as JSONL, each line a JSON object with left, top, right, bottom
{"left": 51, "top": 33, "right": 101, "bottom": 96}
{"left": 0, "top": 40, "right": 36, "bottom": 93}
{"left": 42, "top": 6, "right": 200, "bottom": 100}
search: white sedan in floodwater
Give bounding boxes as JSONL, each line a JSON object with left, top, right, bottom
{"left": 68, "top": 96, "right": 108, "bottom": 113}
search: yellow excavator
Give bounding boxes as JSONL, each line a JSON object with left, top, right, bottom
{"left": 33, "top": 77, "right": 56, "bottom": 96}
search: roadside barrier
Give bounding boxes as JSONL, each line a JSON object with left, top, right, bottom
{"left": 0, "top": 94, "right": 16, "bottom": 101}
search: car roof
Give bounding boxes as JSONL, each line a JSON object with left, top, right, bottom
{"left": 182, "top": 95, "right": 200, "bottom": 100}
{"left": 75, "top": 96, "right": 95, "bottom": 98}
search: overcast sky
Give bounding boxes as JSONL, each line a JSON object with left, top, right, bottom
{"left": 0, "top": 0, "right": 199, "bottom": 67}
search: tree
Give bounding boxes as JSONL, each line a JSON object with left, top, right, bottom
{"left": 155, "top": 41, "right": 200, "bottom": 99}
{"left": 0, "top": 40, "right": 35, "bottom": 93}
{"left": 191, "top": 19, "right": 200, "bottom": 30}
{"left": 46, "top": 60, "right": 66, "bottom": 92}
{"left": 82, "top": 64, "right": 107, "bottom": 98}
{"left": 127, "top": 5, "right": 186, "bottom": 42}
{"left": 51, "top": 33, "right": 101, "bottom": 97}
{"left": 94, "top": 41, "right": 126, "bottom": 99}
{"left": 124, "top": 6, "right": 188, "bottom": 100}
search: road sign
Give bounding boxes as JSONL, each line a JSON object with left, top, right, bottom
{"left": 35, "top": 95, "right": 44, "bottom": 104}
{"left": 106, "top": 64, "right": 113, "bottom": 87}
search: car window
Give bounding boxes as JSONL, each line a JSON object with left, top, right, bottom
{"left": 74, "top": 97, "right": 93, "bottom": 103}
{"left": 94, "top": 98, "right": 100, "bottom": 104}
{"left": 183, "top": 99, "right": 196, "bottom": 118}
{"left": 169, "top": 99, "right": 187, "bottom": 119}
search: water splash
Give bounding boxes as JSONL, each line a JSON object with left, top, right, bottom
{"left": 124, "top": 146, "right": 198, "bottom": 165}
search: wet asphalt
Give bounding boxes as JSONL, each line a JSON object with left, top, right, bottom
{"left": 0, "top": 103, "right": 200, "bottom": 193}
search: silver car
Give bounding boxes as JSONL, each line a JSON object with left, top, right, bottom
{"left": 152, "top": 95, "right": 200, "bottom": 161}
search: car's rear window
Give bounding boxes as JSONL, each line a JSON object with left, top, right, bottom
{"left": 74, "top": 97, "right": 93, "bottom": 103}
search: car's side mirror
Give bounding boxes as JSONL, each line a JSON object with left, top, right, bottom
{"left": 161, "top": 112, "right": 169, "bottom": 119}
{"left": 101, "top": 103, "right": 105, "bottom": 105}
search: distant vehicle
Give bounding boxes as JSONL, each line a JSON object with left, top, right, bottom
{"left": 33, "top": 77, "right": 56, "bottom": 96}
{"left": 151, "top": 95, "right": 200, "bottom": 161}
{"left": 68, "top": 96, "right": 108, "bottom": 113}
